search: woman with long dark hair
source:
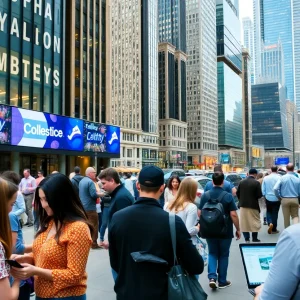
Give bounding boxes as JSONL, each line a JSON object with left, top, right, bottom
{"left": 164, "top": 175, "right": 181, "bottom": 206}
{"left": 0, "top": 178, "right": 20, "bottom": 300}
{"left": 11, "top": 174, "right": 92, "bottom": 300}
{"left": 2, "top": 171, "right": 32, "bottom": 300}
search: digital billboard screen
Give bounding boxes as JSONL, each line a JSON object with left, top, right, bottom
{"left": 275, "top": 157, "right": 289, "bottom": 165}
{"left": 84, "top": 121, "right": 121, "bottom": 154}
{"left": 0, "top": 105, "right": 11, "bottom": 145}
{"left": 0, "top": 105, "right": 121, "bottom": 155}
{"left": 11, "top": 108, "right": 84, "bottom": 151}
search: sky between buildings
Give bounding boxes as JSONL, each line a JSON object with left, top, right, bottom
{"left": 239, "top": 0, "right": 253, "bottom": 20}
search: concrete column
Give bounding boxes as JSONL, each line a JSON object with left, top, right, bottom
{"left": 11, "top": 152, "right": 20, "bottom": 173}
{"left": 59, "top": 155, "right": 66, "bottom": 175}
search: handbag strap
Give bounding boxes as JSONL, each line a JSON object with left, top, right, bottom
{"left": 169, "top": 213, "right": 178, "bottom": 265}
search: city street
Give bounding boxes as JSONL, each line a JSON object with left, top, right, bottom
{"left": 23, "top": 211, "right": 284, "bottom": 300}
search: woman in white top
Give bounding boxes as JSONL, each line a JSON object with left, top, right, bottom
{"left": 164, "top": 175, "right": 181, "bottom": 206}
{"left": 164, "top": 177, "right": 199, "bottom": 245}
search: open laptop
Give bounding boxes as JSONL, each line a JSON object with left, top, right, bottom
{"left": 239, "top": 243, "right": 276, "bottom": 296}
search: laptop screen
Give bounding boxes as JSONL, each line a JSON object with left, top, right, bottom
{"left": 240, "top": 244, "right": 276, "bottom": 287}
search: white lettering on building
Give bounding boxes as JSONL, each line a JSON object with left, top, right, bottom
{"left": 24, "top": 123, "right": 63, "bottom": 138}
{"left": 0, "top": 52, "right": 59, "bottom": 86}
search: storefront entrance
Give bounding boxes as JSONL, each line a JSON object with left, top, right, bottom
{"left": 20, "top": 154, "right": 59, "bottom": 177}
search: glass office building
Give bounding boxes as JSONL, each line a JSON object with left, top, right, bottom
{"left": 253, "top": 0, "right": 295, "bottom": 101}
{"left": 252, "top": 82, "right": 290, "bottom": 150}
{"left": 0, "top": 1, "right": 64, "bottom": 114}
{"left": 216, "top": 0, "right": 243, "bottom": 152}
{"left": 158, "top": 0, "right": 186, "bottom": 52}
{"left": 216, "top": 0, "right": 242, "bottom": 73}
{"left": 218, "top": 62, "right": 243, "bottom": 149}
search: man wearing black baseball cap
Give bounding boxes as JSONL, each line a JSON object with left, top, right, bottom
{"left": 108, "top": 165, "right": 204, "bottom": 300}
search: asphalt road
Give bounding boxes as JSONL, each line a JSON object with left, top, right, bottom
{"left": 23, "top": 210, "right": 286, "bottom": 300}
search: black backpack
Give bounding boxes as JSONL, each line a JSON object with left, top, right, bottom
{"left": 199, "top": 191, "right": 228, "bottom": 239}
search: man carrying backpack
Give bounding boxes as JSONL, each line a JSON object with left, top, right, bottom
{"left": 199, "top": 172, "right": 241, "bottom": 290}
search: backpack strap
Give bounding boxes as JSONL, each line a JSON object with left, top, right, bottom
{"left": 216, "top": 191, "right": 227, "bottom": 203}
{"left": 169, "top": 213, "right": 178, "bottom": 266}
{"left": 204, "top": 190, "right": 227, "bottom": 203}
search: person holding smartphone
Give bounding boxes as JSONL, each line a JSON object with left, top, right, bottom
{"left": 2, "top": 172, "right": 33, "bottom": 300}
{"left": 10, "top": 174, "right": 92, "bottom": 300}
{"left": 0, "top": 177, "right": 20, "bottom": 300}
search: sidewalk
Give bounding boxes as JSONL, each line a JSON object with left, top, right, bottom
{"left": 23, "top": 210, "right": 284, "bottom": 299}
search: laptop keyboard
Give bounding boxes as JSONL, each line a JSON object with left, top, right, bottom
{"left": 248, "top": 289, "right": 256, "bottom": 296}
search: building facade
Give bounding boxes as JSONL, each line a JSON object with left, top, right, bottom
{"left": 158, "top": 0, "right": 187, "bottom": 168}
{"left": 106, "top": 0, "right": 159, "bottom": 168}
{"left": 158, "top": 0, "right": 186, "bottom": 53}
{"left": 186, "top": 0, "right": 218, "bottom": 170}
{"left": 158, "top": 43, "right": 187, "bottom": 168}
{"left": 0, "top": 0, "right": 121, "bottom": 175}
{"left": 293, "top": 1, "right": 300, "bottom": 111}
{"left": 216, "top": 0, "right": 244, "bottom": 171}
{"left": 242, "top": 49, "right": 252, "bottom": 168}
{"left": 259, "top": 42, "right": 285, "bottom": 86}
{"left": 253, "top": 0, "right": 295, "bottom": 102}
{"left": 252, "top": 82, "right": 290, "bottom": 151}
{"left": 0, "top": 0, "right": 64, "bottom": 113}
{"left": 0, "top": 0, "right": 64, "bottom": 174}
{"left": 242, "top": 17, "right": 255, "bottom": 84}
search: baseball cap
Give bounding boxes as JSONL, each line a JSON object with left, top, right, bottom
{"left": 138, "top": 166, "right": 164, "bottom": 187}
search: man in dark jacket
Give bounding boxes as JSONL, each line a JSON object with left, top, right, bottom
{"left": 108, "top": 165, "right": 204, "bottom": 300}
{"left": 70, "top": 166, "right": 84, "bottom": 195}
{"left": 237, "top": 168, "right": 263, "bottom": 242}
{"left": 99, "top": 168, "right": 134, "bottom": 225}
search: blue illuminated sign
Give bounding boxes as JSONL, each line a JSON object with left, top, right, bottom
{"left": 84, "top": 121, "right": 120, "bottom": 154}
{"left": 7, "top": 106, "right": 120, "bottom": 155}
{"left": 275, "top": 157, "right": 289, "bottom": 165}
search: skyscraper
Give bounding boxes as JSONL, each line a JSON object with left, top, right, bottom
{"left": 242, "top": 17, "right": 255, "bottom": 83}
{"left": 259, "top": 42, "right": 285, "bottom": 85}
{"left": 253, "top": 0, "right": 295, "bottom": 101}
{"left": 186, "top": 0, "right": 218, "bottom": 169}
{"left": 106, "top": 0, "right": 159, "bottom": 167}
{"left": 65, "top": 0, "right": 105, "bottom": 122}
{"left": 216, "top": 0, "right": 244, "bottom": 170}
{"left": 293, "top": 1, "right": 300, "bottom": 111}
{"left": 233, "top": 0, "right": 239, "bottom": 17}
{"left": 252, "top": 82, "right": 290, "bottom": 151}
{"left": 158, "top": 0, "right": 187, "bottom": 168}
{"left": 158, "top": 0, "right": 186, "bottom": 52}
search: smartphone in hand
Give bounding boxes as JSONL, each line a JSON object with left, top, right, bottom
{"left": 5, "top": 259, "right": 24, "bottom": 268}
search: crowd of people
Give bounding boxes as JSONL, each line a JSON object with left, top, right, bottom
{"left": 0, "top": 163, "right": 299, "bottom": 299}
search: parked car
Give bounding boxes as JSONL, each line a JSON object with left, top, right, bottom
{"left": 239, "top": 172, "right": 247, "bottom": 179}
{"left": 162, "top": 169, "right": 186, "bottom": 184}
{"left": 206, "top": 172, "right": 214, "bottom": 179}
{"left": 224, "top": 173, "right": 243, "bottom": 188}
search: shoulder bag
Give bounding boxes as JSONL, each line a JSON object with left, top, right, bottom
{"left": 168, "top": 213, "right": 207, "bottom": 300}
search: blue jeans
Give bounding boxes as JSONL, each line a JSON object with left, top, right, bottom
{"left": 100, "top": 207, "right": 109, "bottom": 242}
{"left": 266, "top": 200, "right": 281, "bottom": 231}
{"left": 36, "top": 295, "right": 86, "bottom": 300}
{"left": 206, "top": 238, "right": 232, "bottom": 285}
{"left": 98, "top": 212, "right": 102, "bottom": 235}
